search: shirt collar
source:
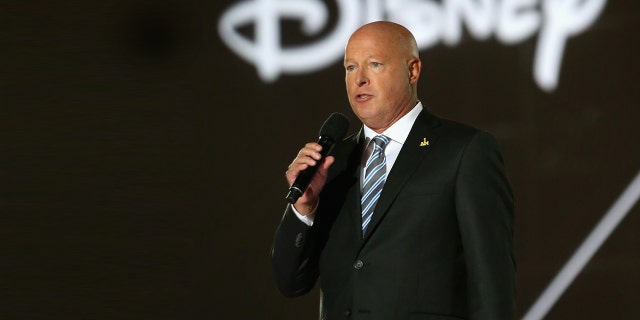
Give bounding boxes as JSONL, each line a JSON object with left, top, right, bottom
{"left": 363, "top": 101, "right": 423, "bottom": 145}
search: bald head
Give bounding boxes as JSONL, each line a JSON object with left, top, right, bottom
{"left": 347, "top": 21, "right": 419, "bottom": 61}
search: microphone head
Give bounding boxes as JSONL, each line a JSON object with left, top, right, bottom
{"left": 319, "top": 112, "right": 350, "bottom": 141}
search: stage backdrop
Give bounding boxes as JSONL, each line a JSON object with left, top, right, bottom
{"left": 6, "top": 0, "right": 639, "bottom": 319}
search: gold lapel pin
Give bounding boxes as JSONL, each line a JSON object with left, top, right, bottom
{"left": 420, "top": 138, "right": 429, "bottom": 147}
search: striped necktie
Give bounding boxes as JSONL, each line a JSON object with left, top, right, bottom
{"left": 361, "top": 135, "right": 389, "bottom": 235}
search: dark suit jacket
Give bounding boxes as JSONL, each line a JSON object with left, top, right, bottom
{"left": 271, "top": 109, "right": 515, "bottom": 320}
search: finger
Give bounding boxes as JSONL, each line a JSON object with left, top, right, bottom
{"left": 299, "top": 143, "right": 323, "bottom": 160}
{"left": 285, "top": 162, "right": 309, "bottom": 180}
{"left": 288, "top": 155, "right": 317, "bottom": 170}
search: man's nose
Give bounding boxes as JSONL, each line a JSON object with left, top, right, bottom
{"left": 356, "top": 70, "right": 369, "bottom": 86}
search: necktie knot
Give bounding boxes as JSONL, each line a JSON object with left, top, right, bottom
{"left": 365, "top": 135, "right": 389, "bottom": 177}
{"left": 372, "top": 135, "right": 389, "bottom": 150}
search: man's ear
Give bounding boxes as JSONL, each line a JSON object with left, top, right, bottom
{"left": 408, "top": 58, "right": 421, "bottom": 84}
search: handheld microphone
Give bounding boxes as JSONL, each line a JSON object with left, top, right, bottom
{"left": 285, "top": 112, "right": 350, "bottom": 204}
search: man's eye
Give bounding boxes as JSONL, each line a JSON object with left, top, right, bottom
{"left": 346, "top": 65, "right": 356, "bottom": 71}
{"left": 371, "top": 62, "right": 381, "bottom": 67}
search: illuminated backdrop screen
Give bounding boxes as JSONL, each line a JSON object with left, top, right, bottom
{"left": 7, "top": 0, "right": 639, "bottom": 319}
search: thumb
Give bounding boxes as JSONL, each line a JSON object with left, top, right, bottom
{"left": 310, "top": 155, "right": 334, "bottom": 188}
{"left": 319, "top": 155, "right": 335, "bottom": 173}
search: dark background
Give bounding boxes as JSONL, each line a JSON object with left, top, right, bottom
{"left": 5, "top": 0, "right": 639, "bottom": 319}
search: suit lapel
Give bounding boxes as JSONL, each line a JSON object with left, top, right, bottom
{"left": 361, "top": 109, "right": 441, "bottom": 240}
{"left": 342, "top": 129, "right": 368, "bottom": 241}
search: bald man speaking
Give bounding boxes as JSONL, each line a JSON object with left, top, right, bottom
{"left": 271, "top": 21, "right": 515, "bottom": 320}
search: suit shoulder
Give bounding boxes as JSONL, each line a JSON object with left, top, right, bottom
{"left": 425, "top": 114, "right": 504, "bottom": 155}
{"left": 436, "top": 116, "right": 496, "bottom": 142}
{"left": 438, "top": 117, "right": 481, "bottom": 135}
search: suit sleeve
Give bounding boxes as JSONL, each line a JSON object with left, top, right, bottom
{"left": 455, "top": 131, "right": 516, "bottom": 319}
{"left": 270, "top": 204, "right": 320, "bottom": 297}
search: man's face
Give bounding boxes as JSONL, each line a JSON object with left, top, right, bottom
{"left": 344, "top": 30, "right": 417, "bottom": 132}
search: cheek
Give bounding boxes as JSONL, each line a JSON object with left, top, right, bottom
{"left": 384, "top": 78, "right": 408, "bottom": 96}
{"left": 345, "top": 83, "right": 355, "bottom": 96}
{"left": 376, "top": 78, "right": 395, "bottom": 96}
{"left": 345, "top": 76, "right": 355, "bottom": 89}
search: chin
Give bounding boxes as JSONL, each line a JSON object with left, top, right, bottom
{"left": 352, "top": 105, "right": 370, "bottom": 118}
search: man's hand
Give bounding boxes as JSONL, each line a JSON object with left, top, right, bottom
{"left": 285, "top": 142, "right": 335, "bottom": 215}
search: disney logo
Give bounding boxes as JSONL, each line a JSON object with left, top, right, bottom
{"left": 218, "top": 0, "right": 607, "bottom": 92}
